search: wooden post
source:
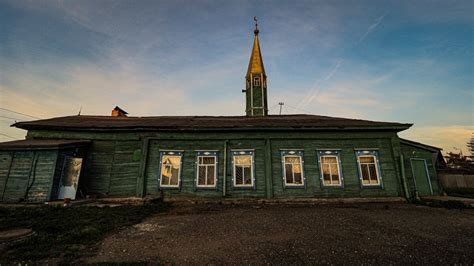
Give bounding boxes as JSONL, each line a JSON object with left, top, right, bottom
{"left": 136, "top": 138, "right": 150, "bottom": 197}
{"left": 265, "top": 138, "right": 273, "bottom": 199}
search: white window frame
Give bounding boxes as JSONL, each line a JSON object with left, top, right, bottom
{"left": 232, "top": 152, "right": 254, "bottom": 188}
{"left": 253, "top": 76, "right": 261, "bottom": 86}
{"left": 159, "top": 151, "right": 183, "bottom": 188}
{"left": 282, "top": 155, "right": 305, "bottom": 187}
{"left": 357, "top": 154, "right": 381, "bottom": 186}
{"left": 196, "top": 155, "right": 217, "bottom": 188}
{"left": 319, "top": 155, "right": 342, "bottom": 186}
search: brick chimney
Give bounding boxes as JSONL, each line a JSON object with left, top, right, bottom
{"left": 111, "top": 106, "right": 128, "bottom": 117}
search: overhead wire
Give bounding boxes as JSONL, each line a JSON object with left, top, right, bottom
{"left": 0, "top": 107, "right": 41, "bottom": 119}
{"left": 0, "top": 115, "right": 24, "bottom": 121}
{"left": 0, "top": 133, "right": 19, "bottom": 140}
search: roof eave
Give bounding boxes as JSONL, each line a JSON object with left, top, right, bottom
{"left": 13, "top": 124, "right": 412, "bottom": 132}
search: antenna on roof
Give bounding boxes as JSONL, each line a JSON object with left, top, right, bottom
{"left": 78, "top": 106, "right": 82, "bottom": 116}
{"left": 278, "top": 102, "right": 284, "bottom": 115}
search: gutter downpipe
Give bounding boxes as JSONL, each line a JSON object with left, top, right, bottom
{"left": 223, "top": 140, "right": 229, "bottom": 197}
{"left": 400, "top": 154, "right": 410, "bottom": 202}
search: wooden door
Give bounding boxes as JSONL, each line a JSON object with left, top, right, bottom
{"left": 411, "top": 159, "right": 433, "bottom": 196}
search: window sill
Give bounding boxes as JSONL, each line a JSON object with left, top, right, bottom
{"left": 284, "top": 184, "right": 305, "bottom": 189}
{"left": 196, "top": 186, "right": 218, "bottom": 190}
{"left": 361, "top": 184, "right": 384, "bottom": 189}
{"left": 159, "top": 186, "right": 180, "bottom": 190}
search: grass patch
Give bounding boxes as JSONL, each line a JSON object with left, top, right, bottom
{"left": 0, "top": 202, "right": 169, "bottom": 263}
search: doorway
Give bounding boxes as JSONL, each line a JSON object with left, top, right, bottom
{"left": 410, "top": 159, "right": 433, "bottom": 196}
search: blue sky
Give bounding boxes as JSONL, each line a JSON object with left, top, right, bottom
{"left": 0, "top": 0, "right": 473, "bottom": 153}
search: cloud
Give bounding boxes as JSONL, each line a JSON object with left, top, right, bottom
{"left": 297, "top": 59, "right": 343, "bottom": 110}
{"left": 399, "top": 125, "right": 474, "bottom": 155}
{"left": 358, "top": 12, "right": 388, "bottom": 43}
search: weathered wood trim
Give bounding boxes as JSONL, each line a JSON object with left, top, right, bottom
{"left": 136, "top": 138, "right": 150, "bottom": 197}
{"left": 265, "top": 138, "right": 273, "bottom": 199}
{"left": 107, "top": 141, "right": 117, "bottom": 195}
{"left": 46, "top": 150, "right": 59, "bottom": 201}
{"left": 23, "top": 152, "right": 37, "bottom": 200}
{"left": 389, "top": 137, "right": 404, "bottom": 198}
{"left": 1, "top": 152, "right": 14, "bottom": 201}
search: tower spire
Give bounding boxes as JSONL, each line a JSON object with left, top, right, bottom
{"left": 244, "top": 17, "right": 268, "bottom": 117}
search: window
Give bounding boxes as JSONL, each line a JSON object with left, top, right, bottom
{"left": 317, "top": 150, "right": 343, "bottom": 187}
{"left": 356, "top": 150, "right": 382, "bottom": 187}
{"left": 232, "top": 150, "right": 254, "bottom": 188}
{"left": 253, "top": 76, "right": 261, "bottom": 86}
{"left": 281, "top": 150, "right": 304, "bottom": 187}
{"left": 196, "top": 151, "right": 218, "bottom": 188}
{"left": 159, "top": 151, "right": 183, "bottom": 188}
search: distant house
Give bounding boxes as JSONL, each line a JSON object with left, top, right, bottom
{"left": 0, "top": 24, "right": 442, "bottom": 202}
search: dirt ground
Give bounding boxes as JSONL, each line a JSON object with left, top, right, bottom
{"left": 85, "top": 202, "right": 474, "bottom": 264}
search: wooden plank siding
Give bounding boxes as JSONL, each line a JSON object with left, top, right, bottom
{"left": 0, "top": 152, "right": 14, "bottom": 200}
{"left": 109, "top": 141, "right": 141, "bottom": 196}
{"left": 24, "top": 129, "right": 411, "bottom": 199}
{"left": 0, "top": 151, "right": 57, "bottom": 202}
{"left": 2, "top": 151, "right": 34, "bottom": 201}
{"left": 26, "top": 151, "right": 57, "bottom": 202}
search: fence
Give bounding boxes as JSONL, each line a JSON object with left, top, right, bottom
{"left": 439, "top": 174, "right": 474, "bottom": 189}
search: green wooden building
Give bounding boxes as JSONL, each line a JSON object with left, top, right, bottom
{"left": 0, "top": 24, "right": 444, "bottom": 202}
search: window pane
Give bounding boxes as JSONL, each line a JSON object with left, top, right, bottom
{"left": 202, "top": 156, "right": 215, "bottom": 164}
{"left": 198, "top": 157, "right": 203, "bottom": 164}
{"left": 198, "top": 166, "right": 206, "bottom": 185}
{"left": 368, "top": 164, "right": 378, "bottom": 184}
{"left": 322, "top": 156, "right": 337, "bottom": 164}
{"left": 322, "top": 164, "right": 331, "bottom": 181}
{"left": 361, "top": 164, "right": 370, "bottom": 182}
{"left": 243, "top": 166, "right": 252, "bottom": 184}
{"left": 161, "top": 174, "right": 170, "bottom": 185}
{"left": 235, "top": 155, "right": 251, "bottom": 165}
{"left": 285, "top": 156, "right": 300, "bottom": 164}
{"left": 235, "top": 166, "right": 243, "bottom": 185}
{"left": 359, "top": 156, "right": 375, "bottom": 163}
{"left": 207, "top": 165, "right": 215, "bottom": 185}
{"left": 330, "top": 164, "right": 339, "bottom": 179}
{"left": 170, "top": 167, "right": 179, "bottom": 185}
{"left": 285, "top": 164, "right": 293, "bottom": 184}
{"left": 293, "top": 171, "right": 302, "bottom": 184}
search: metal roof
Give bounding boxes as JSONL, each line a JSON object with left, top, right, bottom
{"left": 12, "top": 114, "right": 412, "bottom": 132}
{"left": 0, "top": 139, "right": 91, "bottom": 150}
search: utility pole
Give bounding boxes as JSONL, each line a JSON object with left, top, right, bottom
{"left": 278, "top": 102, "right": 284, "bottom": 115}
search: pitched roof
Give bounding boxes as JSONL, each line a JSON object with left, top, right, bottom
{"left": 246, "top": 32, "right": 265, "bottom": 77}
{"left": 12, "top": 114, "right": 412, "bottom": 132}
{"left": 0, "top": 139, "right": 91, "bottom": 150}
{"left": 400, "top": 138, "right": 442, "bottom": 151}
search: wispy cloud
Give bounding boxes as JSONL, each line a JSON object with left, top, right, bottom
{"left": 358, "top": 12, "right": 388, "bottom": 43}
{"left": 297, "top": 59, "right": 342, "bottom": 110}
{"left": 399, "top": 125, "right": 474, "bottom": 154}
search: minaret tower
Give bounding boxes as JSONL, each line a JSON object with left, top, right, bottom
{"left": 244, "top": 17, "right": 268, "bottom": 117}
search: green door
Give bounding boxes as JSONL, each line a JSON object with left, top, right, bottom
{"left": 411, "top": 159, "right": 432, "bottom": 196}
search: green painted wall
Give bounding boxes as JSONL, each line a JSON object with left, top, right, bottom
{"left": 22, "top": 129, "right": 413, "bottom": 199}
{"left": 0, "top": 150, "right": 57, "bottom": 202}
{"left": 81, "top": 140, "right": 141, "bottom": 196}
{"left": 400, "top": 143, "right": 440, "bottom": 197}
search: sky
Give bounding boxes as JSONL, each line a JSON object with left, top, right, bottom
{"left": 0, "top": 0, "right": 473, "bottom": 154}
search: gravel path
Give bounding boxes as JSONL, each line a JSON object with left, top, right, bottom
{"left": 88, "top": 203, "right": 474, "bottom": 264}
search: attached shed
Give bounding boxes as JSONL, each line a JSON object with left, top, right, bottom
{"left": 0, "top": 139, "right": 90, "bottom": 202}
{"left": 400, "top": 138, "right": 444, "bottom": 198}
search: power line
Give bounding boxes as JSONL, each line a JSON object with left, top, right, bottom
{"left": 284, "top": 104, "right": 314, "bottom": 115}
{"left": 0, "top": 108, "right": 41, "bottom": 119}
{"left": 0, "top": 115, "right": 24, "bottom": 121}
{"left": 0, "top": 133, "right": 19, "bottom": 140}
